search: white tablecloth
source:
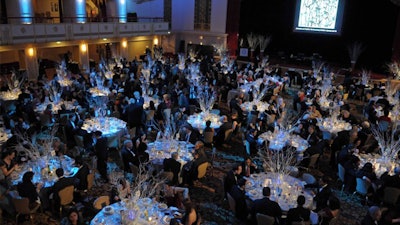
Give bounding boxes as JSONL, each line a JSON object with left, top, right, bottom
{"left": 355, "top": 153, "right": 399, "bottom": 177}
{"left": 90, "top": 198, "right": 182, "bottom": 225}
{"left": 35, "top": 101, "right": 79, "bottom": 114}
{"left": 187, "top": 112, "right": 221, "bottom": 132}
{"left": 81, "top": 117, "right": 127, "bottom": 148}
{"left": 245, "top": 173, "right": 313, "bottom": 212}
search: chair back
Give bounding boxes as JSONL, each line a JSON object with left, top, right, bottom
{"left": 87, "top": 172, "right": 95, "bottom": 191}
{"left": 383, "top": 187, "right": 400, "bottom": 206}
{"left": 224, "top": 129, "right": 233, "bottom": 142}
{"left": 58, "top": 185, "right": 74, "bottom": 206}
{"left": 256, "top": 213, "right": 275, "bottom": 225}
{"left": 130, "top": 163, "right": 139, "bottom": 177}
{"left": 337, "top": 164, "right": 345, "bottom": 183}
{"left": 12, "top": 197, "right": 31, "bottom": 214}
{"left": 355, "top": 177, "right": 370, "bottom": 196}
{"left": 74, "top": 135, "right": 84, "bottom": 148}
{"left": 244, "top": 140, "right": 251, "bottom": 155}
{"left": 197, "top": 162, "right": 209, "bottom": 179}
{"left": 226, "top": 192, "right": 236, "bottom": 213}
{"left": 308, "top": 153, "right": 320, "bottom": 169}
{"left": 146, "top": 110, "right": 155, "bottom": 121}
{"left": 302, "top": 173, "right": 316, "bottom": 185}
{"left": 203, "top": 131, "right": 214, "bottom": 144}
{"left": 93, "top": 195, "right": 110, "bottom": 210}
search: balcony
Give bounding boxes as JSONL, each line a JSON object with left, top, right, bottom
{"left": 0, "top": 17, "right": 169, "bottom": 46}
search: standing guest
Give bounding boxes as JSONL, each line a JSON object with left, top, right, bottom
{"left": 224, "top": 164, "right": 243, "bottom": 195}
{"left": 286, "top": 195, "right": 311, "bottom": 225}
{"left": 361, "top": 206, "right": 382, "bottom": 225}
{"left": 251, "top": 186, "right": 282, "bottom": 225}
{"left": 241, "top": 156, "right": 258, "bottom": 177}
{"left": 73, "top": 158, "right": 90, "bottom": 191}
{"left": 94, "top": 131, "right": 109, "bottom": 183}
{"left": 163, "top": 152, "right": 182, "bottom": 185}
{"left": 343, "top": 155, "right": 361, "bottom": 193}
{"left": 132, "top": 133, "right": 149, "bottom": 168}
{"left": 313, "top": 176, "right": 333, "bottom": 212}
{"left": 229, "top": 178, "right": 249, "bottom": 221}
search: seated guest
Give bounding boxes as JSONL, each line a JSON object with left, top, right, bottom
{"left": 17, "top": 171, "right": 42, "bottom": 209}
{"left": 356, "top": 162, "right": 378, "bottom": 194}
{"left": 343, "top": 155, "right": 361, "bottom": 193}
{"left": 0, "top": 183, "right": 15, "bottom": 216}
{"left": 51, "top": 168, "right": 75, "bottom": 210}
{"left": 132, "top": 133, "right": 149, "bottom": 168}
{"left": 215, "top": 116, "right": 233, "bottom": 147}
{"left": 0, "top": 149, "right": 19, "bottom": 178}
{"left": 251, "top": 186, "right": 282, "bottom": 225}
{"left": 229, "top": 178, "right": 249, "bottom": 221}
{"left": 121, "top": 139, "right": 136, "bottom": 172}
{"left": 163, "top": 152, "right": 182, "bottom": 185}
{"left": 361, "top": 206, "right": 382, "bottom": 225}
{"left": 180, "top": 125, "right": 200, "bottom": 145}
{"left": 318, "top": 195, "right": 341, "bottom": 225}
{"left": 245, "top": 128, "right": 258, "bottom": 155}
{"left": 117, "top": 178, "right": 131, "bottom": 200}
{"left": 224, "top": 164, "right": 243, "bottom": 196}
{"left": 159, "top": 180, "right": 189, "bottom": 209}
{"left": 60, "top": 207, "right": 84, "bottom": 225}
{"left": 381, "top": 167, "right": 400, "bottom": 189}
{"left": 73, "top": 158, "right": 90, "bottom": 191}
{"left": 286, "top": 195, "right": 311, "bottom": 225}
{"left": 241, "top": 156, "right": 258, "bottom": 177}
{"left": 181, "top": 150, "right": 208, "bottom": 186}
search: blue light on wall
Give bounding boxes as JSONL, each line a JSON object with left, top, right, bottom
{"left": 20, "top": 0, "right": 33, "bottom": 24}
{"left": 118, "top": 0, "right": 127, "bottom": 23}
{"left": 76, "top": 0, "right": 86, "bottom": 23}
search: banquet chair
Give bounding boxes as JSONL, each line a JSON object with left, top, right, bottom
{"left": 383, "top": 187, "right": 400, "bottom": 206}
{"left": 226, "top": 192, "right": 236, "bottom": 213}
{"left": 93, "top": 195, "right": 110, "bottom": 210}
{"left": 203, "top": 130, "right": 214, "bottom": 148}
{"left": 12, "top": 197, "right": 41, "bottom": 225}
{"left": 208, "top": 147, "right": 217, "bottom": 177}
{"left": 58, "top": 185, "right": 75, "bottom": 217}
{"left": 256, "top": 213, "right": 275, "bottom": 225}
{"left": 337, "top": 164, "right": 346, "bottom": 196}
{"left": 302, "top": 173, "right": 317, "bottom": 185}
{"left": 308, "top": 153, "right": 320, "bottom": 170}
{"left": 352, "top": 177, "right": 371, "bottom": 203}
{"left": 244, "top": 140, "right": 251, "bottom": 155}
{"left": 224, "top": 128, "right": 234, "bottom": 143}
{"left": 87, "top": 172, "right": 95, "bottom": 191}
{"left": 197, "top": 162, "right": 209, "bottom": 180}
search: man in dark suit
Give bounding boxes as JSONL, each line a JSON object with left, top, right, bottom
{"left": 52, "top": 168, "right": 75, "bottom": 210}
{"left": 181, "top": 125, "right": 200, "bottom": 145}
{"left": 94, "top": 131, "right": 109, "bottom": 182}
{"left": 251, "top": 187, "right": 282, "bottom": 225}
{"left": 229, "top": 178, "right": 249, "bottom": 221}
{"left": 215, "top": 115, "right": 233, "bottom": 147}
{"left": 241, "top": 156, "right": 258, "bottom": 177}
{"left": 313, "top": 175, "right": 333, "bottom": 212}
{"left": 73, "top": 157, "right": 90, "bottom": 191}
{"left": 121, "top": 139, "right": 136, "bottom": 173}
{"left": 163, "top": 152, "right": 181, "bottom": 185}
{"left": 286, "top": 195, "right": 311, "bottom": 225}
{"left": 361, "top": 206, "right": 381, "bottom": 225}
{"left": 224, "top": 164, "right": 243, "bottom": 195}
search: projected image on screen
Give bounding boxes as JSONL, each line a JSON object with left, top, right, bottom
{"left": 294, "top": 0, "right": 344, "bottom": 35}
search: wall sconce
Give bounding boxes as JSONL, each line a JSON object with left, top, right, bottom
{"left": 153, "top": 38, "right": 159, "bottom": 46}
{"left": 27, "top": 48, "right": 34, "bottom": 57}
{"left": 122, "top": 40, "right": 127, "bottom": 48}
{"left": 80, "top": 43, "right": 87, "bottom": 52}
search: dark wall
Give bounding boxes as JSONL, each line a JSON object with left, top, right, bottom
{"left": 239, "top": 0, "right": 399, "bottom": 73}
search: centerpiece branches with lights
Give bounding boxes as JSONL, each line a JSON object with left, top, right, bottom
{"left": 370, "top": 125, "right": 400, "bottom": 163}
{"left": 347, "top": 41, "right": 365, "bottom": 70}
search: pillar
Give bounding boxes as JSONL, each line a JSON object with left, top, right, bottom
{"left": 5, "top": 0, "right": 34, "bottom": 24}
{"left": 79, "top": 43, "right": 89, "bottom": 73}
{"left": 62, "top": 0, "right": 86, "bottom": 23}
{"left": 24, "top": 47, "right": 38, "bottom": 81}
{"left": 120, "top": 39, "right": 128, "bottom": 59}
{"left": 106, "top": 0, "right": 127, "bottom": 23}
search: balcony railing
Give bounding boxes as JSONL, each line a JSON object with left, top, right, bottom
{"left": 4, "top": 16, "right": 165, "bottom": 24}
{"left": 0, "top": 17, "right": 169, "bottom": 46}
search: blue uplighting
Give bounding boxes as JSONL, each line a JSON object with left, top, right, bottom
{"left": 118, "top": 0, "right": 127, "bottom": 23}
{"left": 76, "top": 0, "right": 86, "bottom": 23}
{"left": 20, "top": 0, "right": 32, "bottom": 24}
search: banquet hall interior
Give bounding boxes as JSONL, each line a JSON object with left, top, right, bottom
{"left": 1, "top": 0, "right": 400, "bottom": 224}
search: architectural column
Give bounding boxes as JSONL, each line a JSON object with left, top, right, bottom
{"left": 79, "top": 43, "right": 89, "bottom": 73}
{"left": 24, "top": 47, "right": 38, "bottom": 81}
{"left": 106, "top": 0, "right": 127, "bottom": 23}
{"left": 120, "top": 39, "right": 128, "bottom": 59}
{"left": 226, "top": 0, "right": 241, "bottom": 57}
{"left": 62, "top": 0, "right": 86, "bottom": 23}
{"left": 5, "top": 0, "right": 34, "bottom": 24}
{"left": 392, "top": 9, "right": 400, "bottom": 61}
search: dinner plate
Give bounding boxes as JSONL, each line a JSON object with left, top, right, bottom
{"left": 162, "top": 215, "right": 171, "bottom": 224}
{"left": 249, "top": 189, "right": 258, "bottom": 196}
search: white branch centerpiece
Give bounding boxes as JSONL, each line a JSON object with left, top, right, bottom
{"left": 388, "top": 61, "right": 400, "bottom": 80}
{"left": 258, "top": 34, "right": 271, "bottom": 58}
{"left": 247, "top": 33, "right": 259, "bottom": 60}
{"left": 371, "top": 126, "right": 400, "bottom": 163}
{"left": 347, "top": 41, "right": 365, "bottom": 70}
{"left": 312, "top": 60, "right": 325, "bottom": 79}
{"left": 197, "top": 85, "right": 216, "bottom": 117}
{"left": 0, "top": 71, "right": 24, "bottom": 101}
{"left": 55, "top": 61, "right": 73, "bottom": 87}
{"left": 360, "top": 69, "right": 371, "bottom": 86}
